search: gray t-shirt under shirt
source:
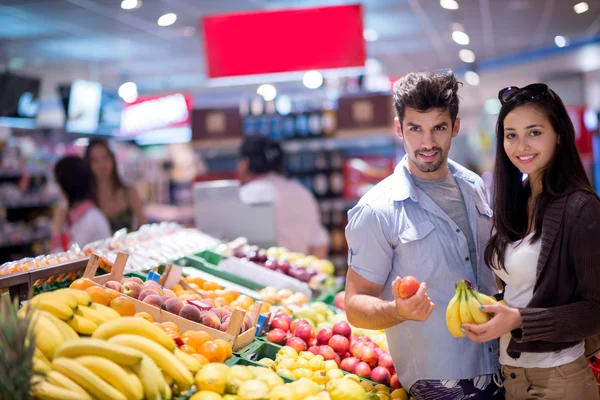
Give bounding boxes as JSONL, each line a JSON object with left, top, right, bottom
{"left": 412, "top": 172, "right": 478, "bottom": 277}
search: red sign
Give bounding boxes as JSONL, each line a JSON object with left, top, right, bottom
{"left": 120, "top": 93, "right": 193, "bottom": 136}
{"left": 567, "top": 105, "right": 594, "bottom": 160}
{"left": 202, "top": 4, "right": 366, "bottom": 79}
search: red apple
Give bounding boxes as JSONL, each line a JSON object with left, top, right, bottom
{"left": 309, "top": 338, "right": 317, "bottom": 347}
{"left": 328, "top": 334, "right": 350, "bottom": 355}
{"left": 332, "top": 321, "right": 352, "bottom": 339}
{"left": 375, "top": 347, "right": 385, "bottom": 358}
{"left": 360, "top": 346, "right": 379, "bottom": 367}
{"left": 390, "top": 374, "right": 402, "bottom": 389}
{"left": 355, "top": 361, "right": 372, "bottom": 379}
{"left": 290, "top": 319, "right": 310, "bottom": 334}
{"left": 316, "top": 328, "right": 334, "bottom": 346}
{"left": 398, "top": 276, "right": 420, "bottom": 299}
{"left": 378, "top": 352, "right": 395, "bottom": 372}
{"left": 294, "top": 324, "right": 315, "bottom": 343}
{"left": 274, "top": 313, "right": 291, "bottom": 325}
{"left": 350, "top": 342, "right": 364, "bottom": 358}
{"left": 339, "top": 357, "right": 360, "bottom": 373}
{"left": 318, "top": 345, "right": 336, "bottom": 361}
{"left": 334, "top": 291, "right": 345, "bottom": 310}
{"left": 267, "top": 328, "right": 287, "bottom": 345}
{"left": 308, "top": 345, "right": 320, "bottom": 355}
{"left": 370, "top": 366, "right": 391, "bottom": 385}
{"left": 342, "top": 352, "right": 352, "bottom": 360}
{"left": 333, "top": 352, "right": 341, "bottom": 365}
{"left": 270, "top": 317, "right": 290, "bottom": 332}
{"left": 286, "top": 337, "right": 307, "bottom": 353}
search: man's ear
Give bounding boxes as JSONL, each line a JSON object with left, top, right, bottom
{"left": 395, "top": 117, "right": 403, "bottom": 140}
{"left": 452, "top": 117, "right": 461, "bottom": 139}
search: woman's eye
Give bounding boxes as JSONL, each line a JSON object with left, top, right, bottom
{"left": 505, "top": 133, "right": 516, "bottom": 139}
{"left": 530, "top": 130, "right": 542, "bottom": 136}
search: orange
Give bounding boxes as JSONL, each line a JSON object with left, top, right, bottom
{"left": 214, "top": 339, "right": 232, "bottom": 360}
{"left": 203, "top": 281, "right": 221, "bottom": 291}
{"left": 181, "top": 330, "right": 197, "bottom": 339}
{"left": 186, "top": 331, "right": 214, "bottom": 351}
{"left": 191, "top": 353, "right": 209, "bottom": 365}
{"left": 86, "top": 286, "right": 111, "bottom": 306}
{"left": 180, "top": 345, "right": 196, "bottom": 355}
{"left": 70, "top": 278, "right": 97, "bottom": 291}
{"left": 171, "top": 284, "right": 184, "bottom": 294}
{"left": 260, "top": 302, "right": 271, "bottom": 313}
{"left": 199, "top": 340, "right": 226, "bottom": 363}
{"left": 161, "top": 321, "right": 180, "bottom": 333}
{"left": 163, "top": 327, "right": 178, "bottom": 335}
{"left": 188, "top": 283, "right": 200, "bottom": 291}
{"left": 188, "top": 277, "right": 205, "bottom": 287}
{"left": 134, "top": 312, "right": 154, "bottom": 323}
{"left": 109, "top": 296, "right": 136, "bottom": 316}
{"left": 105, "top": 288, "right": 122, "bottom": 302}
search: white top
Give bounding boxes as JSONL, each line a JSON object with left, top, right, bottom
{"left": 69, "top": 207, "right": 112, "bottom": 248}
{"left": 239, "top": 173, "right": 329, "bottom": 254}
{"left": 495, "top": 232, "right": 584, "bottom": 368}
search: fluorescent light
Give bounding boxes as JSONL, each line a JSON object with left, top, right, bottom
{"left": 121, "top": 0, "right": 140, "bottom": 10}
{"left": 303, "top": 70, "right": 324, "bottom": 89}
{"left": 257, "top": 84, "right": 277, "bottom": 101}
{"left": 363, "top": 29, "right": 379, "bottom": 42}
{"left": 74, "top": 138, "right": 90, "bottom": 147}
{"left": 459, "top": 49, "right": 476, "bottom": 63}
{"left": 118, "top": 82, "right": 138, "bottom": 103}
{"left": 554, "top": 35, "right": 569, "bottom": 47}
{"left": 158, "top": 13, "right": 177, "bottom": 27}
{"left": 452, "top": 30, "right": 470, "bottom": 45}
{"left": 440, "top": 0, "right": 459, "bottom": 10}
{"left": 574, "top": 2, "right": 589, "bottom": 14}
{"left": 464, "top": 71, "right": 480, "bottom": 86}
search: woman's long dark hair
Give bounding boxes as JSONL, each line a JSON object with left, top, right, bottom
{"left": 484, "top": 88, "right": 595, "bottom": 271}
{"left": 84, "top": 139, "right": 126, "bottom": 200}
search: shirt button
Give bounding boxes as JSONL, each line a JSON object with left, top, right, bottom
{"left": 488, "top": 347, "right": 493, "bottom": 353}
{"left": 456, "top": 228, "right": 460, "bottom": 233}
{"left": 510, "top": 372, "right": 517, "bottom": 379}
{"left": 465, "top": 257, "right": 470, "bottom": 262}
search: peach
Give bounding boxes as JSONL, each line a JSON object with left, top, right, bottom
{"left": 124, "top": 277, "right": 144, "bottom": 286}
{"left": 105, "top": 280, "right": 123, "bottom": 293}
{"left": 200, "top": 311, "right": 221, "bottom": 330}
{"left": 139, "top": 289, "right": 160, "bottom": 302}
{"left": 142, "top": 286, "right": 164, "bottom": 296}
{"left": 179, "top": 304, "right": 201, "bottom": 322}
{"left": 142, "top": 294, "right": 164, "bottom": 308}
{"left": 162, "top": 289, "right": 177, "bottom": 298}
{"left": 243, "top": 314, "right": 253, "bottom": 331}
{"left": 162, "top": 298, "right": 185, "bottom": 316}
{"left": 144, "top": 280, "right": 160, "bottom": 288}
{"left": 219, "top": 318, "right": 243, "bottom": 334}
{"left": 123, "top": 281, "right": 143, "bottom": 299}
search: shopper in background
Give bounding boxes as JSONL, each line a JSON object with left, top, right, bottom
{"left": 344, "top": 71, "right": 503, "bottom": 399}
{"left": 51, "top": 156, "right": 111, "bottom": 249}
{"left": 238, "top": 136, "right": 329, "bottom": 258}
{"left": 84, "top": 139, "right": 147, "bottom": 233}
{"left": 463, "top": 84, "right": 600, "bottom": 399}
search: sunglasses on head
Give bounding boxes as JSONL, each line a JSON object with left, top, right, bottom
{"left": 498, "top": 83, "right": 556, "bottom": 105}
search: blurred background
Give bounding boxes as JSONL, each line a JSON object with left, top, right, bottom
{"left": 0, "top": 0, "right": 599, "bottom": 267}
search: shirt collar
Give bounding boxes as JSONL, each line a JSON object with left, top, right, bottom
{"left": 391, "top": 156, "right": 475, "bottom": 202}
{"left": 68, "top": 200, "right": 95, "bottom": 225}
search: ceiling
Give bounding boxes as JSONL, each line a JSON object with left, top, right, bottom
{"left": 0, "top": 0, "right": 599, "bottom": 105}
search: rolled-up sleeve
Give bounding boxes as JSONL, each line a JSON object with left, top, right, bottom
{"left": 345, "top": 205, "right": 394, "bottom": 285}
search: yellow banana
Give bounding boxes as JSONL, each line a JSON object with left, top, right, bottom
{"left": 499, "top": 300, "right": 509, "bottom": 307}
{"left": 31, "top": 380, "right": 92, "bottom": 400}
{"left": 75, "top": 305, "right": 108, "bottom": 326}
{"left": 54, "top": 338, "right": 143, "bottom": 366}
{"left": 29, "top": 300, "right": 74, "bottom": 321}
{"left": 458, "top": 284, "right": 474, "bottom": 324}
{"left": 38, "top": 310, "right": 79, "bottom": 341}
{"left": 33, "top": 355, "right": 51, "bottom": 375}
{"left": 471, "top": 289, "right": 498, "bottom": 306}
{"left": 89, "top": 302, "right": 121, "bottom": 320}
{"left": 34, "top": 346, "right": 51, "bottom": 366}
{"left": 130, "top": 355, "right": 163, "bottom": 400}
{"left": 31, "top": 292, "right": 78, "bottom": 311}
{"left": 445, "top": 284, "right": 464, "bottom": 338}
{"left": 162, "top": 371, "right": 174, "bottom": 386}
{"left": 108, "top": 334, "right": 193, "bottom": 391}
{"left": 31, "top": 313, "right": 63, "bottom": 360}
{"left": 54, "top": 288, "right": 92, "bottom": 306}
{"left": 75, "top": 356, "right": 144, "bottom": 400}
{"left": 123, "top": 367, "right": 146, "bottom": 400}
{"left": 92, "top": 317, "right": 176, "bottom": 351}
{"left": 67, "top": 314, "right": 97, "bottom": 335}
{"left": 164, "top": 381, "right": 172, "bottom": 400}
{"left": 52, "top": 357, "right": 127, "bottom": 400}
{"left": 466, "top": 289, "right": 490, "bottom": 325}
{"left": 174, "top": 348, "right": 202, "bottom": 373}
{"left": 46, "top": 370, "right": 90, "bottom": 397}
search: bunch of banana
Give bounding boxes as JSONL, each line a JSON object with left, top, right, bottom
{"left": 446, "top": 280, "right": 508, "bottom": 338}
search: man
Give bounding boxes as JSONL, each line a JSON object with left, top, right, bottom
{"left": 238, "top": 135, "right": 329, "bottom": 258}
{"left": 344, "top": 71, "right": 503, "bottom": 399}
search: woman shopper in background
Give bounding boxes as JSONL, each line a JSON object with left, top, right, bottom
{"left": 84, "top": 139, "right": 147, "bottom": 233}
{"left": 463, "top": 84, "right": 600, "bottom": 399}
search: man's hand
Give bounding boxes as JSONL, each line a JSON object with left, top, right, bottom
{"left": 391, "top": 277, "right": 435, "bottom": 322}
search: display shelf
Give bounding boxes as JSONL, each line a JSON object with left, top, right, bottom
{"left": 0, "top": 202, "right": 56, "bottom": 210}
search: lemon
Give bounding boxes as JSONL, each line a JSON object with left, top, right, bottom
{"left": 237, "top": 379, "right": 270, "bottom": 400}
{"left": 195, "top": 363, "right": 229, "bottom": 395}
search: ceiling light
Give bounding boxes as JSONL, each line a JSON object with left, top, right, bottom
{"left": 554, "top": 35, "right": 569, "bottom": 47}
{"left": 459, "top": 49, "right": 476, "bottom": 63}
{"left": 574, "top": 2, "right": 589, "bottom": 14}
{"left": 303, "top": 70, "right": 324, "bottom": 89}
{"left": 158, "top": 13, "right": 177, "bottom": 27}
{"left": 121, "top": 0, "right": 140, "bottom": 10}
{"left": 440, "top": 0, "right": 459, "bottom": 10}
{"left": 118, "top": 82, "right": 138, "bottom": 103}
{"left": 257, "top": 84, "right": 277, "bottom": 101}
{"left": 363, "top": 29, "right": 379, "bottom": 42}
{"left": 452, "top": 30, "right": 470, "bottom": 45}
{"left": 464, "top": 71, "right": 480, "bottom": 86}
{"left": 484, "top": 98, "right": 502, "bottom": 115}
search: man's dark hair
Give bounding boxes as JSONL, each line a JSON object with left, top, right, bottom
{"left": 393, "top": 71, "right": 461, "bottom": 125}
{"left": 240, "top": 136, "right": 284, "bottom": 174}
{"left": 54, "top": 156, "right": 94, "bottom": 206}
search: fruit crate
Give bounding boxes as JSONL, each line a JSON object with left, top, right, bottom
{"left": 178, "top": 255, "right": 266, "bottom": 292}
{"left": 237, "top": 339, "right": 282, "bottom": 361}
{"left": 195, "top": 249, "right": 222, "bottom": 266}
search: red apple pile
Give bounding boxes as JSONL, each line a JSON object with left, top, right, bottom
{"left": 266, "top": 314, "right": 400, "bottom": 387}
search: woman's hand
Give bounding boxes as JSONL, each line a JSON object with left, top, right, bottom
{"left": 462, "top": 304, "right": 522, "bottom": 343}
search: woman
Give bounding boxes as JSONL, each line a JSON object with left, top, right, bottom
{"left": 84, "top": 139, "right": 147, "bottom": 233}
{"left": 463, "top": 83, "right": 600, "bottom": 399}
{"left": 52, "top": 156, "right": 111, "bottom": 248}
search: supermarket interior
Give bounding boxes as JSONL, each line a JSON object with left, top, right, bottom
{"left": 1, "top": 0, "right": 600, "bottom": 399}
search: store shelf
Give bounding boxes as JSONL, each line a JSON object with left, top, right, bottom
{"left": 0, "top": 202, "right": 57, "bottom": 210}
